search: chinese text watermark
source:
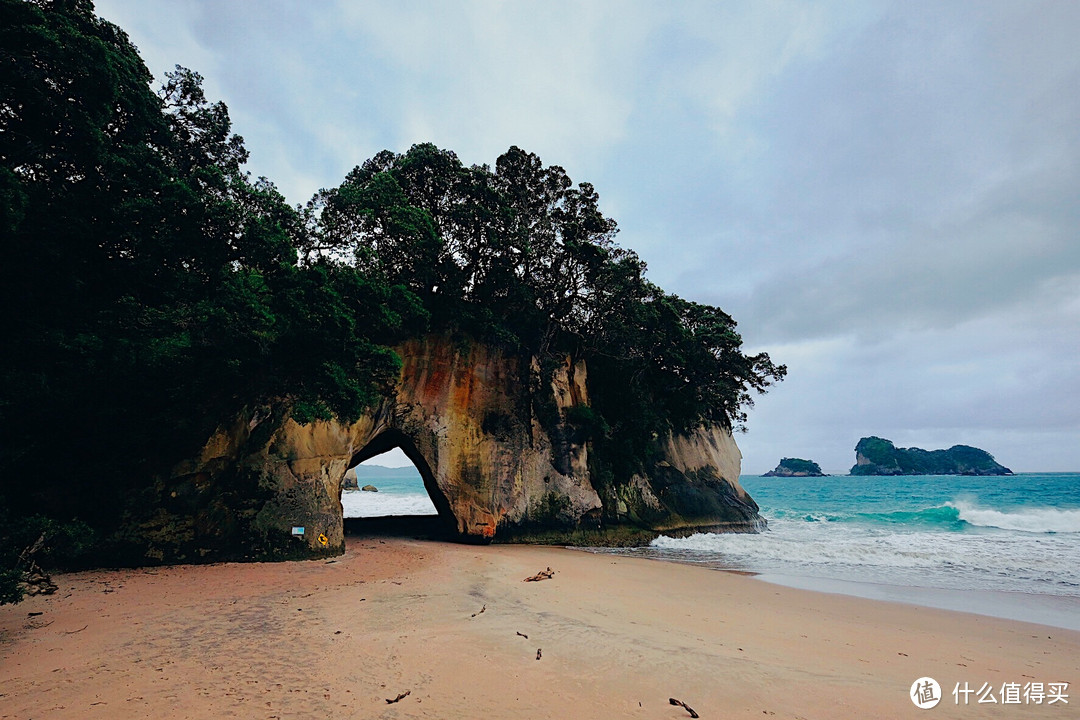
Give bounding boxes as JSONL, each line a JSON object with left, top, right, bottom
{"left": 911, "top": 678, "right": 1068, "bottom": 709}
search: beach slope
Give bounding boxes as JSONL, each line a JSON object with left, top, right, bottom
{"left": 1, "top": 538, "right": 1076, "bottom": 719}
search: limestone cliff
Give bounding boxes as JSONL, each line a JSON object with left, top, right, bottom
{"left": 619, "top": 425, "right": 761, "bottom": 534}
{"left": 149, "top": 335, "right": 759, "bottom": 562}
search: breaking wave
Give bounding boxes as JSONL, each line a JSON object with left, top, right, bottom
{"left": 769, "top": 501, "right": 1080, "bottom": 534}
{"left": 341, "top": 491, "right": 437, "bottom": 518}
{"left": 947, "top": 501, "right": 1080, "bottom": 534}
{"left": 634, "top": 473, "right": 1080, "bottom": 601}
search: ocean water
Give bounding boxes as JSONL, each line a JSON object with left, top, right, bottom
{"left": 632, "top": 473, "right": 1080, "bottom": 627}
{"left": 646, "top": 473, "right": 1080, "bottom": 595}
{"left": 342, "top": 470, "right": 1080, "bottom": 592}
{"left": 340, "top": 466, "right": 436, "bottom": 518}
{"left": 342, "top": 467, "right": 1080, "bottom": 626}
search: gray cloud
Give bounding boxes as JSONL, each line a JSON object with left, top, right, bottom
{"left": 664, "top": 1, "right": 1080, "bottom": 339}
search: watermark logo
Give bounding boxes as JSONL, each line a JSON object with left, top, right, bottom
{"left": 953, "top": 681, "right": 1069, "bottom": 705}
{"left": 911, "top": 677, "right": 942, "bottom": 709}
{"left": 910, "top": 678, "right": 1069, "bottom": 708}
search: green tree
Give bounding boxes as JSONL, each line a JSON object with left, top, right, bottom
{"left": 307, "top": 143, "right": 786, "bottom": 477}
{"left": 1, "top": 0, "right": 423, "bottom": 593}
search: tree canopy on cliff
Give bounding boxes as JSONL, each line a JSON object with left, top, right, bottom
{"left": 0, "top": 0, "right": 783, "bottom": 597}
{"left": 306, "top": 143, "right": 786, "bottom": 440}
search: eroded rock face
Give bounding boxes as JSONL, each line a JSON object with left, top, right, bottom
{"left": 157, "top": 335, "right": 759, "bottom": 561}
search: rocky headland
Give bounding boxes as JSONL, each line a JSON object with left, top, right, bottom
{"left": 850, "top": 436, "right": 1012, "bottom": 476}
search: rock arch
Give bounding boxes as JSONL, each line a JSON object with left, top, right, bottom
{"left": 157, "top": 334, "right": 759, "bottom": 563}
{"left": 346, "top": 427, "right": 455, "bottom": 528}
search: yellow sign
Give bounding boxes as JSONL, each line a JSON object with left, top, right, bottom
{"left": 318, "top": 533, "right": 328, "bottom": 546}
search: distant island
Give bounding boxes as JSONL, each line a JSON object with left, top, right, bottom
{"left": 763, "top": 458, "right": 826, "bottom": 477}
{"left": 354, "top": 465, "right": 423, "bottom": 479}
{"left": 850, "top": 437, "right": 1012, "bottom": 476}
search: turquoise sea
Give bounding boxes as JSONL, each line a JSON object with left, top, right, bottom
{"left": 340, "top": 465, "right": 436, "bottom": 518}
{"left": 640, "top": 472, "right": 1080, "bottom": 629}
{"left": 345, "top": 466, "right": 1080, "bottom": 627}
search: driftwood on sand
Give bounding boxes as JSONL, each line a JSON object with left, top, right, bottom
{"left": 385, "top": 690, "right": 411, "bottom": 704}
{"left": 669, "top": 697, "right": 700, "bottom": 718}
{"left": 523, "top": 567, "right": 555, "bottom": 582}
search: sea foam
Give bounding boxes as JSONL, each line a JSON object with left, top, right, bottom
{"left": 633, "top": 473, "right": 1080, "bottom": 604}
{"left": 341, "top": 491, "right": 437, "bottom": 518}
{"left": 648, "top": 518, "right": 1080, "bottom": 595}
{"left": 947, "top": 500, "right": 1080, "bottom": 533}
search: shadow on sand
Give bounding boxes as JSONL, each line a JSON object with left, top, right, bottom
{"left": 343, "top": 515, "right": 453, "bottom": 541}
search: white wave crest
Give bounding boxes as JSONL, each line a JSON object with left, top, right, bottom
{"left": 647, "top": 518, "right": 1080, "bottom": 595}
{"left": 341, "top": 491, "right": 437, "bottom": 518}
{"left": 948, "top": 501, "right": 1080, "bottom": 533}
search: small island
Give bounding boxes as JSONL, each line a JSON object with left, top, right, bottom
{"left": 850, "top": 437, "right": 1012, "bottom": 476}
{"left": 763, "top": 458, "right": 826, "bottom": 477}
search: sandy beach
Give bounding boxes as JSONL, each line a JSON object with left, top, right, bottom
{"left": 2, "top": 536, "right": 1077, "bottom": 719}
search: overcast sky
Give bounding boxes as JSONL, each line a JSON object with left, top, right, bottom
{"left": 95, "top": 0, "right": 1079, "bottom": 473}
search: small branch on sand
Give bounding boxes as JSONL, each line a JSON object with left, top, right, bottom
{"left": 536, "top": 648, "right": 542, "bottom": 660}
{"left": 385, "top": 690, "right": 411, "bottom": 704}
{"left": 17, "top": 535, "right": 59, "bottom": 598}
{"left": 524, "top": 567, "right": 555, "bottom": 582}
{"left": 471, "top": 604, "right": 486, "bottom": 618}
{"left": 669, "top": 697, "right": 699, "bottom": 718}
{"left": 516, "top": 631, "right": 529, "bottom": 639}
{"left": 63, "top": 625, "right": 88, "bottom": 635}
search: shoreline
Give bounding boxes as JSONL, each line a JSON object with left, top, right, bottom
{"left": 3, "top": 536, "right": 1078, "bottom": 719}
{"left": 574, "top": 547, "right": 1080, "bottom": 632}
{"left": 562, "top": 545, "right": 1080, "bottom": 657}
{"left": 755, "top": 572, "right": 1080, "bottom": 632}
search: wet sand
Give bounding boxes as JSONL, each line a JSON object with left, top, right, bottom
{"left": 2, "top": 536, "right": 1077, "bottom": 719}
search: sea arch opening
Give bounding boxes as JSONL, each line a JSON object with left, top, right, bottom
{"left": 341, "top": 428, "right": 457, "bottom": 538}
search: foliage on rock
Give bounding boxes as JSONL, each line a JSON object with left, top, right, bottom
{"left": 304, "top": 143, "right": 786, "bottom": 474}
